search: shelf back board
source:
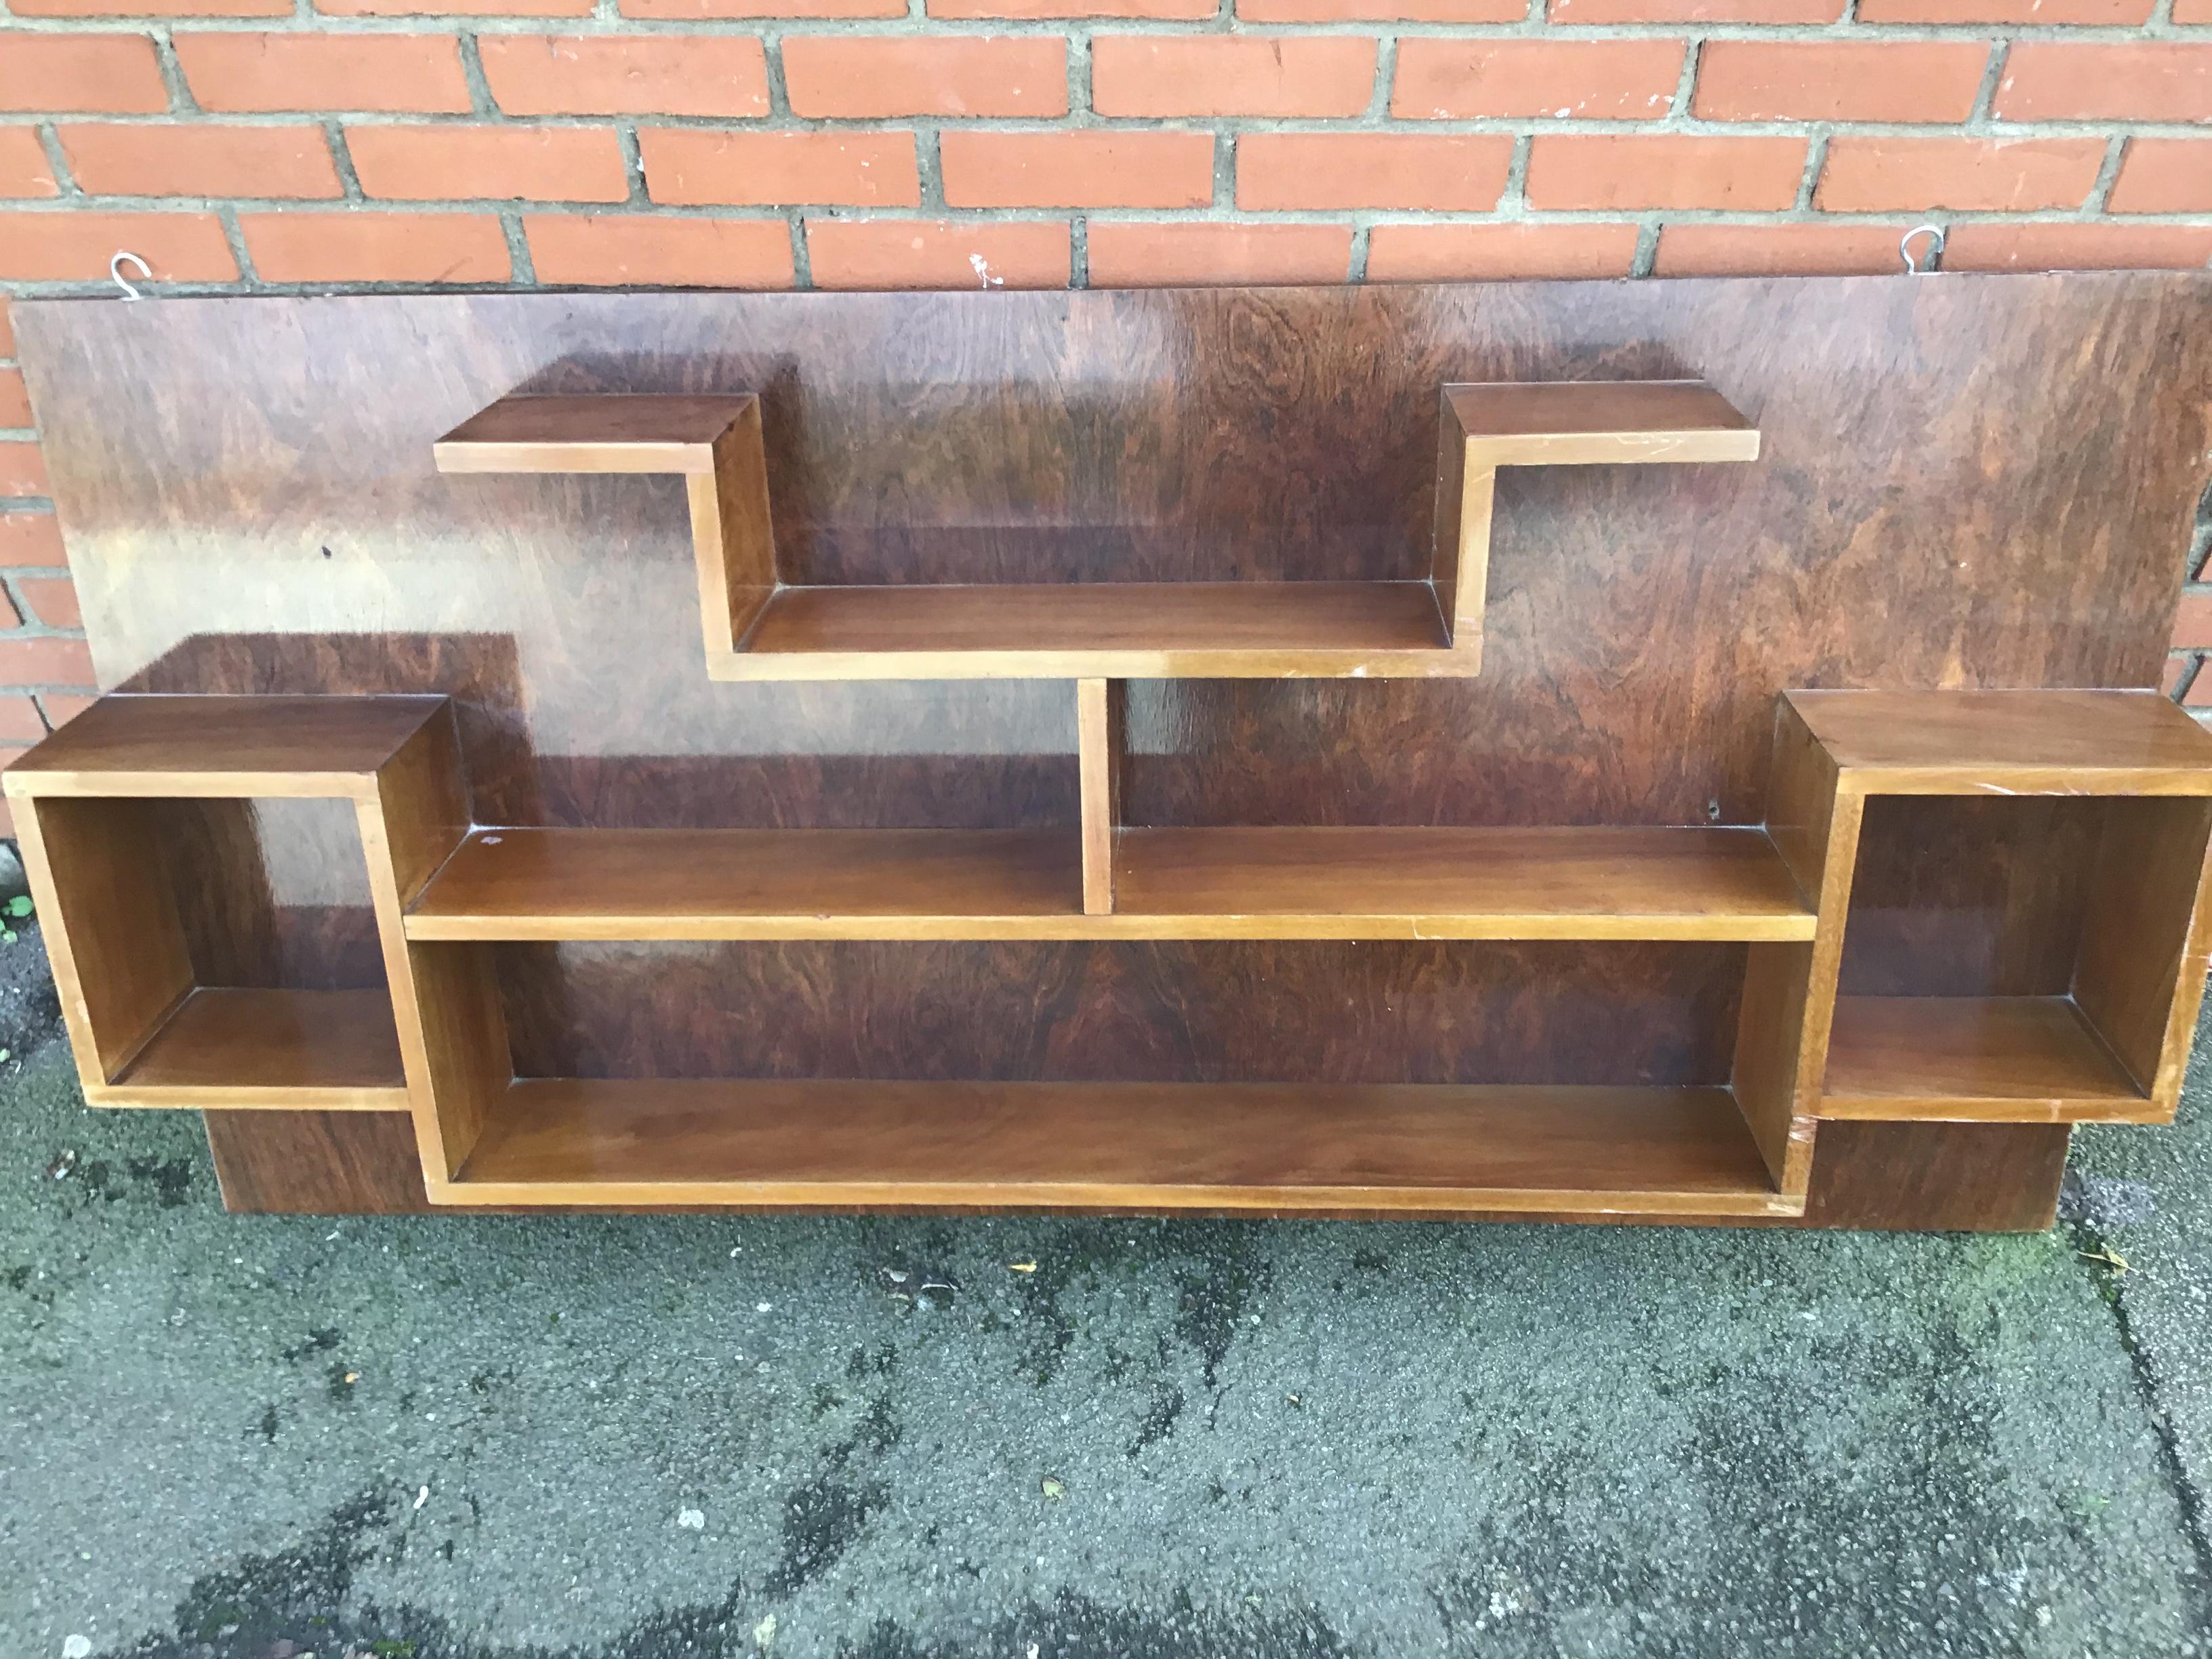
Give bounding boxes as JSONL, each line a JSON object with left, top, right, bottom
{"left": 12, "top": 274, "right": 2212, "bottom": 1221}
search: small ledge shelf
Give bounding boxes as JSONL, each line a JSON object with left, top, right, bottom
{"left": 405, "top": 824, "right": 1814, "bottom": 942}
{"left": 446, "top": 1078, "right": 1798, "bottom": 1216}
{"left": 434, "top": 384, "right": 1759, "bottom": 682}
{"left": 1821, "top": 996, "right": 2154, "bottom": 1124}
{"left": 105, "top": 987, "right": 408, "bottom": 1112}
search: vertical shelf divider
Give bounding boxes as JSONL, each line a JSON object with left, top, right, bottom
{"left": 1078, "top": 678, "right": 1121, "bottom": 918}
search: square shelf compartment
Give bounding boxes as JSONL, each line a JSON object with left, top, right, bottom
{"left": 5, "top": 695, "right": 456, "bottom": 1112}
{"left": 1792, "top": 691, "right": 2212, "bottom": 1124}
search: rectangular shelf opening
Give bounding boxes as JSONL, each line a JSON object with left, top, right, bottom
{"left": 1822, "top": 995, "right": 2149, "bottom": 1122}
{"left": 406, "top": 824, "right": 1816, "bottom": 943}
{"left": 447, "top": 1077, "right": 1793, "bottom": 1215}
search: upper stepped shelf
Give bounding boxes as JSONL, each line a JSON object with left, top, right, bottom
{"left": 447, "top": 1076, "right": 1794, "bottom": 1216}
{"left": 433, "top": 382, "right": 1759, "bottom": 682}
{"left": 404, "top": 824, "right": 1816, "bottom": 943}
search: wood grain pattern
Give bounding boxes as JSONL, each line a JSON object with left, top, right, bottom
{"left": 1822, "top": 994, "right": 2151, "bottom": 1122}
{"left": 205, "top": 1107, "right": 433, "bottom": 1214}
{"left": 14, "top": 277, "right": 2212, "bottom": 1225}
{"left": 433, "top": 394, "right": 757, "bottom": 473}
{"left": 3, "top": 695, "right": 448, "bottom": 799}
{"left": 403, "top": 824, "right": 1813, "bottom": 941}
{"left": 102, "top": 987, "right": 407, "bottom": 1110}
{"left": 2072, "top": 796, "right": 2212, "bottom": 1118}
{"left": 730, "top": 581, "right": 1465, "bottom": 680}
{"left": 1077, "top": 680, "right": 1118, "bottom": 917}
{"left": 1790, "top": 689, "right": 2212, "bottom": 796}
{"left": 1799, "top": 1119, "right": 2071, "bottom": 1232}
{"left": 450, "top": 1078, "right": 1793, "bottom": 1216}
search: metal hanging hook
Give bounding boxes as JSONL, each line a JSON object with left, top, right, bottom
{"left": 109, "top": 250, "right": 151, "bottom": 301}
{"left": 1900, "top": 224, "right": 1945, "bottom": 276}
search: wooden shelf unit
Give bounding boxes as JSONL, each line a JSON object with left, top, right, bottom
{"left": 433, "top": 383, "right": 1759, "bottom": 682}
{"left": 20, "top": 685, "right": 2211, "bottom": 1215}
{"left": 1772, "top": 691, "right": 2212, "bottom": 1128}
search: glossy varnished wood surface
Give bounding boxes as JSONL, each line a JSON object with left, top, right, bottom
{"left": 450, "top": 1078, "right": 1790, "bottom": 1215}
{"left": 403, "top": 823, "right": 1813, "bottom": 941}
{"left": 1444, "top": 380, "right": 1759, "bottom": 466}
{"left": 1111, "top": 826, "right": 1814, "bottom": 940}
{"left": 14, "top": 278, "right": 2212, "bottom": 1224}
{"left": 434, "top": 394, "right": 757, "bottom": 474}
{"left": 1820, "top": 994, "right": 2152, "bottom": 1122}
{"left": 409, "top": 827, "right": 1082, "bottom": 939}
{"left": 103, "top": 987, "right": 407, "bottom": 1110}
{"left": 729, "top": 581, "right": 1464, "bottom": 680}
{"left": 1789, "top": 689, "right": 2212, "bottom": 796}
{"left": 3, "top": 695, "right": 448, "bottom": 798}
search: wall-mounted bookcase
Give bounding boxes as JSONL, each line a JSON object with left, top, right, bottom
{"left": 18, "top": 685, "right": 2205, "bottom": 1218}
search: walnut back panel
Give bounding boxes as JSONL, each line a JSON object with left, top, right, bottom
{"left": 14, "top": 275, "right": 2211, "bottom": 1092}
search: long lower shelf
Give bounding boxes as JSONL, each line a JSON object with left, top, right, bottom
{"left": 720, "top": 581, "right": 1469, "bottom": 679}
{"left": 1820, "top": 995, "right": 2154, "bottom": 1123}
{"left": 98, "top": 987, "right": 409, "bottom": 1111}
{"left": 405, "top": 825, "right": 1814, "bottom": 942}
{"left": 444, "top": 1078, "right": 1797, "bottom": 1215}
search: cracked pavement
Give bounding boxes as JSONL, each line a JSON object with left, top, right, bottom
{"left": 3, "top": 909, "right": 2211, "bottom": 1658}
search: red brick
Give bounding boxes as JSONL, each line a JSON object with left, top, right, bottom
{"left": 1525, "top": 135, "right": 1805, "bottom": 211}
{"left": 1243, "top": 0, "right": 1518, "bottom": 16}
{"left": 0, "top": 35, "right": 168, "bottom": 115}
{"left": 1941, "top": 222, "right": 2212, "bottom": 272}
{"left": 481, "top": 35, "right": 769, "bottom": 117}
{"left": 59, "top": 124, "right": 342, "bottom": 199}
{"left": 15, "top": 0, "right": 284, "bottom": 14}
{"left": 2180, "top": 0, "right": 2211, "bottom": 22}
{"left": 0, "top": 301, "right": 14, "bottom": 359}
{"left": 0, "top": 444, "right": 43, "bottom": 499}
{"left": 176, "top": 33, "right": 472, "bottom": 114}
{"left": 1995, "top": 45, "right": 2212, "bottom": 123}
{"left": 37, "top": 693, "right": 98, "bottom": 729}
{"left": 1092, "top": 37, "right": 1376, "bottom": 119}
{"left": 0, "top": 637, "right": 94, "bottom": 687}
{"left": 1365, "top": 221, "right": 1639, "bottom": 281}
{"left": 525, "top": 213, "right": 794, "bottom": 287}
{"left": 1860, "top": 0, "right": 2146, "bottom": 17}
{"left": 241, "top": 211, "right": 510, "bottom": 282}
{"left": 15, "top": 576, "right": 79, "bottom": 630}
{"left": 0, "top": 132, "right": 58, "bottom": 201}
{"left": 1694, "top": 42, "right": 1988, "bottom": 123}
{"left": 2110, "top": 140, "right": 2212, "bottom": 214}
{"left": 0, "top": 589, "right": 16, "bottom": 630}
{"left": 1393, "top": 39, "right": 1683, "bottom": 121}
{"left": 783, "top": 37, "right": 1067, "bottom": 118}
{"left": 935, "top": 0, "right": 1212, "bottom": 14}
{"left": 2167, "top": 654, "right": 2196, "bottom": 699}
{"left": 320, "top": 0, "right": 592, "bottom": 14}
{"left": 348, "top": 125, "right": 628, "bottom": 203}
{"left": 0, "top": 370, "right": 28, "bottom": 430}
{"left": 0, "top": 514, "right": 64, "bottom": 566}
{"left": 804, "top": 218, "right": 1069, "bottom": 289}
{"left": 1549, "top": 0, "right": 1839, "bottom": 19}
{"left": 941, "top": 131, "right": 1213, "bottom": 209}
{"left": 0, "top": 211, "right": 237, "bottom": 282}
{"left": 2177, "top": 594, "right": 2212, "bottom": 651}
{"left": 0, "top": 697, "right": 45, "bottom": 743}
{"left": 1086, "top": 221, "right": 1352, "bottom": 287}
{"left": 641, "top": 130, "right": 918, "bottom": 207}
{"left": 1237, "top": 133, "right": 1509, "bottom": 211}
{"left": 1816, "top": 138, "right": 2106, "bottom": 213}
{"left": 1654, "top": 222, "right": 1913, "bottom": 277}
{"left": 624, "top": 0, "right": 901, "bottom": 14}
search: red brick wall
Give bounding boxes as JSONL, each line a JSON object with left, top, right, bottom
{"left": 2, "top": 5, "right": 2210, "bottom": 794}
